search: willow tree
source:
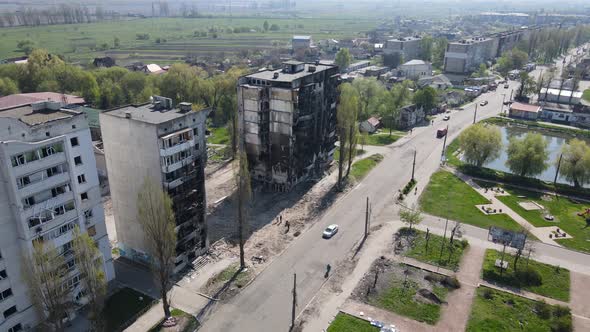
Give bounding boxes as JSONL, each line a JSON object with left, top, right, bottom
{"left": 559, "top": 139, "right": 590, "bottom": 187}
{"left": 22, "top": 242, "right": 71, "bottom": 331}
{"left": 459, "top": 124, "right": 503, "bottom": 167}
{"left": 506, "top": 133, "right": 549, "bottom": 177}
{"left": 137, "top": 177, "right": 177, "bottom": 318}
{"left": 72, "top": 227, "right": 107, "bottom": 331}
{"left": 235, "top": 151, "right": 251, "bottom": 269}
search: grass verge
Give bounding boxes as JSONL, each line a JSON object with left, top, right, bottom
{"left": 482, "top": 249, "right": 570, "bottom": 302}
{"left": 467, "top": 287, "right": 572, "bottom": 332}
{"left": 364, "top": 134, "right": 400, "bottom": 146}
{"left": 103, "top": 287, "right": 155, "bottom": 332}
{"left": 207, "top": 126, "right": 230, "bottom": 145}
{"left": 401, "top": 227, "right": 469, "bottom": 271}
{"left": 584, "top": 89, "right": 590, "bottom": 103}
{"left": 148, "top": 308, "right": 199, "bottom": 332}
{"left": 326, "top": 313, "right": 379, "bottom": 332}
{"left": 420, "top": 171, "right": 523, "bottom": 231}
{"left": 350, "top": 154, "right": 384, "bottom": 181}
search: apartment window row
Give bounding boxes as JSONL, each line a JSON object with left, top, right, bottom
{"left": 0, "top": 269, "right": 7, "bottom": 280}
{"left": 37, "top": 220, "right": 78, "bottom": 242}
{"left": 28, "top": 201, "right": 76, "bottom": 228}
{"left": 60, "top": 241, "right": 73, "bottom": 257}
{"left": 22, "top": 183, "right": 71, "bottom": 209}
{"left": 77, "top": 174, "right": 86, "bottom": 184}
{"left": 3, "top": 305, "right": 16, "bottom": 319}
{"left": 162, "top": 148, "right": 193, "bottom": 167}
{"left": 162, "top": 131, "right": 194, "bottom": 149}
{"left": 10, "top": 143, "right": 64, "bottom": 167}
{"left": 8, "top": 323, "right": 22, "bottom": 332}
{"left": 0, "top": 288, "right": 13, "bottom": 302}
{"left": 16, "top": 163, "right": 68, "bottom": 189}
{"left": 64, "top": 274, "right": 81, "bottom": 290}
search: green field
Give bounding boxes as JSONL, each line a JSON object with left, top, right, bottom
{"left": 327, "top": 313, "right": 378, "bottom": 332}
{"left": 467, "top": 287, "right": 572, "bottom": 332}
{"left": 351, "top": 154, "right": 384, "bottom": 181}
{"left": 0, "top": 17, "right": 376, "bottom": 63}
{"left": 420, "top": 171, "right": 523, "bottom": 231}
{"left": 402, "top": 228, "right": 469, "bottom": 271}
{"left": 482, "top": 249, "right": 570, "bottom": 302}
{"left": 484, "top": 183, "right": 590, "bottom": 253}
{"left": 583, "top": 89, "right": 590, "bottom": 102}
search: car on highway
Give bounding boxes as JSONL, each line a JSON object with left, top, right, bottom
{"left": 322, "top": 224, "right": 339, "bottom": 239}
{"left": 504, "top": 84, "right": 509, "bottom": 89}
{"left": 443, "top": 115, "right": 450, "bottom": 121}
{"left": 480, "top": 100, "right": 488, "bottom": 106}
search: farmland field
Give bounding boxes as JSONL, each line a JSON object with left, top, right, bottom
{"left": 0, "top": 17, "right": 377, "bottom": 65}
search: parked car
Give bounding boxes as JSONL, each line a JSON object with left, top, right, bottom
{"left": 322, "top": 224, "right": 339, "bottom": 239}
{"left": 443, "top": 115, "right": 450, "bottom": 121}
{"left": 504, "top": 84, "right": 509, "bottom": 89}
{"left": 480, "top": 100, "right": 488, "bottom": 106}
{"left": 503, "top": 101, "right": 512, "bottom": 105}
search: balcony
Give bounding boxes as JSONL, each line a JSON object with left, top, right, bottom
{"left": 18, "top": 171, "right": 70, "bottom": 200}
{"left": 22, "top": 191, "right": 75, "bottom": 221}
{"left": 161, "top": 156, "right": 196, "bottom": 174}
{"left": 12, "top": 152, "right": 66, "bottom": 178}
{"left": 159, "top": 139, "right": 196, "bottom": 157}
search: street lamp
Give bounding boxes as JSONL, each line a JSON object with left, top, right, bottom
{"left": 501, "top": 93, "right": 506, "bottom": 116}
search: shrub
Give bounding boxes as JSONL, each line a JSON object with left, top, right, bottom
{"left": 442, "top": 276, "right": 461, "bottom": 289}
{"left": 515, "top": 268, "right": 542, "bottom": 286}
{"left": 425, "top": 273, "right": 443, "bottom": 283}
{"left": 551, "top": 317, "right": 573, "bottom": 332}
{"left": 553, "top": 305, "right": 571, "bottom": 318}
{"left": 482, "top": 288, "right": 494, "bottom": 299}
{"left": 534, "top": 301, "right": 552, "bottom": 319}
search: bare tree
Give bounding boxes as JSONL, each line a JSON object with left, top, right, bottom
{"left": 72, "top": 227, "right": 107, "bottom": 331}
{"left": 524, "top": 238, "right": 536, "bottom": 270}
{"left": 22, "top": 241, "right": 71, "bottom": 331}
{"left": 235, "top": 151, "right": 251, "bottom": 269}
{"left": 137, "top": 177, "right": 177, "bottom": 318}
{"left": 449, "top": 221, "right": 463, "bottom": 244}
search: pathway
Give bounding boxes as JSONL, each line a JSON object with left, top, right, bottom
{"left": 451, "top": 169, "right": 562, "bottom": 246}
{"left": 570, "top": 272, "right": 590, "bottom": 331}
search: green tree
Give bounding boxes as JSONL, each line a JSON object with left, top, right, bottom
{"left": 419, "top": 35, "right": 433, "bottom": 61}
{"left": 269, "top": 24, "right": 280, "bottom": 31}
{"left": 458, "top": 124, "right": 503, "bottom": 167}
{"left": 413, "top": 86, "right": 438, "bottom": 113}
{"left": 399, "top": 206, "right": 423, "bottom": 231}
{"left": 17, "top": 39, "right": 35, "bottom": 55}
{"left": 263, "top": 20, "right": 269, "bottom": 32}
{"left": 351, "top": 78, "right": 385, "bottom": 120}
{"left": 431, "top": 38, "right": 448, "bottom": 69}
{"left": 137, "top": 177, "right": 177, "bottom": 318}
{"left": 72, "top": 227, "right": 107, "bottom": 331}
{"left": 516, "top": 71, "right": 536, "bottom": 100}
{"left": 113, "top": 36, "right": 120, "bottom": 48}
{"left": 383, "top": 52, "right": 403, "bottom": 68}
{"left": 472, "top": 63, "right": 488, "bottom": 78}
{"left": 558, "top": 139, "right": 590, "bottom": 188}
{"left": 506, "top": 133, "right": 549, "bottom": 177}
{"left": 335, "top": 48, "right": 352, "bottom": 72}
{"left": 22, "top": 241, "right": 71, "bottom": 331}
{"left": 0, "top": 77, "right": 19, "bottom": 96}
{"left": 336, "top": 83, "right": 359, "bottom": 189}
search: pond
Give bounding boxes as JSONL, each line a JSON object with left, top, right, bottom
{"left": 481, "top": 126, "right": 589, "bottom": 186}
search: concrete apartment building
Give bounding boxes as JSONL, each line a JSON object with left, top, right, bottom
{"left": 444, "top": 37, "right": 497, "bottom": 74}
{"left": 399, "top": 59, "right": 432, "bottom": 79}
{"left": 237, "top": 61, "right": 340, "bottom": 191}
{"left": 100, "top": 97, "right": 209, "bottom": 272}
{"left": 0, "top": 100, "right": 114, "bottom": 331}
{"left": 384, "top": 37, "right": 422, "bottom": 61}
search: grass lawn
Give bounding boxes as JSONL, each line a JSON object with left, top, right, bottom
{"left": 148, "top": 308, "right": 199, "bottom": 332}
{"left": 482, "top": 249, "right": 570, "bottom": 302}
{"left": 373, "top": 279, "right": 448, "bottom": 325}
{"left": 350, "top": 154, "right": 384, "bottom": 181}
{"left": 583, "top": 89, "right": 590, "bottom": 102}
{"left": 103, "top": 287, "right": 155, "bottom": 332}
{"left": 207, "top": 126, "right": 230, "bottom": 145}
{"left": 364, "top": 133, "right": 400, "bottom": 146}
{"left": 327, "top": 313, "right": 379, "bottom": 332}
{"left": 334, "top": 147, "right": 366, "bottom": 163}
{"left": 487, "top": 183, "right": 590, "bottom": 254}
{"left": 467, "top": 287, "right": 572, "bottom": 332}
{"left": 208, "top": 263, "right": 253, "bottom": 289}
{"left": 402, "top": 228, "right": 469, "bottom": 271}
{"left": 420, "top": 171, "right": 523, "bottom": 231}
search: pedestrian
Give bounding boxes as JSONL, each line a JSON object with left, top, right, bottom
{"left": 415, "top": 187, "right": 418, "bottom": 195}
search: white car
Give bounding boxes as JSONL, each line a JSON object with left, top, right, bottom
{"left": 443, "top": 115, "right": 450, "bottom": 121}
{"left": 323, "top": 224, "right": 339, "bottom": 239}
{"left": 480, "top": 100, "right": 488, "bottom": 106}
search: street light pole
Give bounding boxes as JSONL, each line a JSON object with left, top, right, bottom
{"left": 473, "top": 103, "right": 478, "bottom": 124}
{"left": 441, "top": 125, "right": 449, "bottom": 163}
{"left": 509, "top": 89, "right": 514, "bottom": 101}
{"left": 501, "top": 94, "right": 506, "bottom": 116}
{"left": 411, "top": 149, "right": 417, "bottom": 181}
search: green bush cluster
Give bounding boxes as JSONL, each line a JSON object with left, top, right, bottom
{"left": 402, "top": 178, "right": 417, "bottom": 195}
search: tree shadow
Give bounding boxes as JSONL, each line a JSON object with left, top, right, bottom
{"left": 195, "top": 267, "right": 245, "bottom": 322}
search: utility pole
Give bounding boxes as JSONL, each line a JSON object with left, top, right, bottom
{"left": 554, "top": 153, "right": 563, "bottom": 186}
{"left": 501, "top": 94, "right": 506, "bottom": 116}
{"left": 290, "top": 273, "right": 297, "bottom": 331}
{"left": 473, "top": 103, "right": 478, "bottom": 124}
{"left": 411, "top": 149, "right": 417, "bottom": 181}
{"left": 438, "top": 217, "right": 449, "bottom": 266}
{"left": 364, "top": 197, "right": 370, "bottom": 238}
{"left": 440, "top": 125, "right": 449, "bottom": 162}
{"left": 509, "top": 89, "right": 514, "bottom": 101}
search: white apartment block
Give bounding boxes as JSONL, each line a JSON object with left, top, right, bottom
{"left": 100, "top": 97, "right": 209, "bottom": 273}
{"left": 0, "top": 100, "right": 115, "bottom": 331}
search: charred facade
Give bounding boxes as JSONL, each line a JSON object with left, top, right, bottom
{"left": 238, "top": 61, "right": 340, "bottom": 191}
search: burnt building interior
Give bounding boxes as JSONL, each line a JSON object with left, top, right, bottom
{"left": 238, "top": 61, "right": 340, "bottom": 191}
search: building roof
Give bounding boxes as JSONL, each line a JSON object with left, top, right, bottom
{"left": 245, "top": 63, "right": 336, "bottom": 83}
{"left": 293, "top": 35, "right": 311, "bottom": 40}
{"left": 0, "top": 92, "right": 85, "bottom": 109}
{"left": 540, "top": 88, "right": 583, "bottom": 98}
{"left": 387, "top": 36, "right": 421, "bottom": 42}
{"left": 510, "top": 102, "right": 541, "bottom": 113}
{"left": 367, "top": 117, "right": 381, "bottom": 126}
{"left": 402, "top": 59, "right": 428, "bottom": 66}
{"left": 0, "top": 102, "right": 81, "bottom": 126}
{"left": 103, "top": 102, "right": 208, "bottom": 124}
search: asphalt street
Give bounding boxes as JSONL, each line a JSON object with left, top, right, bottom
{"left": 200, "top": 81, "right": 521, "bottom": 331}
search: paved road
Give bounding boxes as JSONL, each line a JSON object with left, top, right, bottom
{"left": 200, "top": 81, "right": 519, "bottom": 332}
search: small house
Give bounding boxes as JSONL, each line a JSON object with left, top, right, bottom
{"left": 509, "top": 102, "right": 541, "bottom": 120}
{"left": 359, "top": 117, "right": 382, "bottom": 133}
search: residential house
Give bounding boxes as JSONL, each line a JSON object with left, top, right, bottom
{"left": 509, "top": 102, "right": 541, "bottom": 120}
{"left": 359, "top": 117, "right": 382, "bottom": 134}
{"left": 399, "top": 104, "right": 425, "bottom": 129}
{"left": 418, "top": 74, "right": 453, "bottom": 90}
{"left": 399, "top": 59, "right": 432, "bottom": 80}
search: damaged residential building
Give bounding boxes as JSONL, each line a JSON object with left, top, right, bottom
{"left": 99, "top": 97, "right": 209, "bottom": 272}
{"left": 237, "top": 61, "right": 340, "bottom": 191}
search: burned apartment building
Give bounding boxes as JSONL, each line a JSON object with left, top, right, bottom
{"left": 99, "top": 97, "right": 209, "bottom": 272}
{"left": 237, "top": 61, "right": 340, "bottom": 191}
